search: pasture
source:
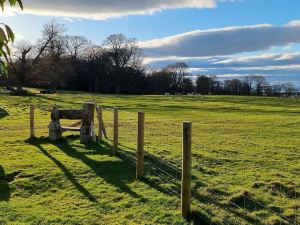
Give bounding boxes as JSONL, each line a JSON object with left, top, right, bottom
{"left": 0, "top": 88, "right": 299, "bottom": 225}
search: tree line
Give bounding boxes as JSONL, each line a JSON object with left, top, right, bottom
{"left": 1, "top": 19, "right": 298, "bottom": 96}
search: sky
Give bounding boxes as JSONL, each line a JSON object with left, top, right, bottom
{"left": 1, "top": 0, "right": 300, "bottom": 86}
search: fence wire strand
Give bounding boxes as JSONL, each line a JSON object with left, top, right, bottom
{"left": 4, "top": 103, "right": 298, "bottom": 225}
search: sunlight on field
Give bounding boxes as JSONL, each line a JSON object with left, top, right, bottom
{"left": 0, "top": 89, "right": 299, "bottom": 224}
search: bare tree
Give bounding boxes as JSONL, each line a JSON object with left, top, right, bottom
{"left": 165, "top": 62, "right": 188, "bottom": 74}
{"left": 9, "top": 40, "right": 33, "bottom": 90}
{"left": 63, "top": 35, "right": 91, "bottom": 59}
{"left": 281, "top": 82, "right": 297, "bottom": 95}
{"left": 104, "top": 34, "right": 143, "bottom": 93}
{"left": 33, "top": 19, "right": 66, "bottom": 64}
{"left": 253, "top": 76, "right": 267, "bottom": 95}
{"left": 244, "top": 76, "right": 256, "bottom": 95}
{"left": 164, "top": 62, "right": 188, "bottom": 94}
{"left": 271, "top": 84, "right": 283, "bottom": 96}
{"left": 104, "top": 34, "right": 142, "bottom": 69}
{"left": 8, "top": 19, "right": 66, "bottom": 92}
{"left": 244, "top": 75, "right": 267, "bottom": 95}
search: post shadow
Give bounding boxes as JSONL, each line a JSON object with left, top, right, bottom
{"left": 26, "top": 138, "right": 98, "bottom": 203}
{"left": 52, "top": 138, "right": 145, "bottom": 200}
{"left": 114, "top": 142, "right": 265, "bottom": 225}
{"left": 112, "top": 143, "right": 183, "bottom": 197}
{"left": 27, "top": 136, "right": 145, "bottom": 201}
{"left": 0, "top": 108, "right": 8, "bottom": 120}
{"left": 26, "top": 137, "right": 264, "bottom": 224}
{"left": 0, "top": 165, "right": 11, "bottom": 201}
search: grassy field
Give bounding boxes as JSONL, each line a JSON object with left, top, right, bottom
{"left": 0, "top": 88, "right": 299, "bottom": 225}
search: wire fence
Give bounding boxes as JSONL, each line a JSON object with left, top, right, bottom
{"left": 0, "top": 103, "right": 51, "bottom": 137}
{"left": 100, "top": 108, "right": 299, "bottom": 225}
{"left": 191, "top": 120, "right": 300, "bottom": 225}
{"left": 101, "top": 108, "right": 183, "bottom": 199}
{"left": 1, "top": 102, "right": 298, "bottom": 225}
{"left": 143, "top": 120, "right": 182, "bottom": 199}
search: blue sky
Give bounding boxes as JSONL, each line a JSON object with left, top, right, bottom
{"left": 1, "top": 0, "right": 300, "bottom": 86}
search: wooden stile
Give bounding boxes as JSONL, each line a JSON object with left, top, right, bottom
{"left": 68, "top": 121, "right": 82, "bottom": 128}
{"left": 95, "top": 104, "right": 107, "bottom": 139}
{"left": 80, "top": 102, "right": 95, "bottom": 143}
{"left": 58, "top": 110, "right": 82, "bottom": 120}
{"left": 91, "top": 122, "right": 97, "bottom": 142}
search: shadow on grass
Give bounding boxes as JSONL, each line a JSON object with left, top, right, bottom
{"left": 27, "top": 139, "right": 98, "bottom": 202}
{"left": 34, "top": 94, "right": 85, "bottom": 107}
{"left": 116, "top": 144, "right": 267, "bottom": 225}
{"left": 0, "top": 108, "right": 8, "bottom": 120}
{"left": 0, "top": 165, "right": 10, "bottom": 201}
{"left": 111, "top": 143, "right": 183, "bottom": 198}
{"left": 190, "top": 190, "right": 266, "bottom": 225}
{"left": 26, "top": 136, "right": 265, "bottom": 225}
{"left": 26, "top": 136, "right": 145, "bottom": 203}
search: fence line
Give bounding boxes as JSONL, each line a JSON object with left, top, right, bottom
{"left": 13, "top": 104, "right": 299, "bottom": 225}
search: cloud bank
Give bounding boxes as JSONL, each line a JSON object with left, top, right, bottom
{"left": 141, "top": 22, "right": 300, "bottom": 57}
{"left": 8, "top": 0, "right": 222, "bottom": 20}
{"left": 141, "top": 20, "right": 300, "bottom": 86}
{"left": 146, "top": 51, "right": 300, "bottom": 86}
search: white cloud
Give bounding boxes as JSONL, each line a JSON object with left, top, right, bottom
{"left": 146, "top": 51, "right": 300, "bottom": 69}
{"left": 286, "top": 20, "right": 300, "bottom": 27}
{"left": 187, "top": 68, "right": 208, "bottom": 73}
{"left": 215, "top": 74, "right": 266, "bottom": 78}
{"left": 145, "top": 51, "right": 300, "bottom": 86}
{"left": 231, "top": 65, "right": 300, "bottom": 71}
{"left": 61, "top": 17, "right": 76, "bottom": 23}
{"left": 275, "top": 52, "right": 300, "bottom": 61}
{"left": 0, "top": 8, "right": 16, "bottom": 17}
{"left": 9, "top": 0, "right": 225, "bottom": 20}
{"left": 15, "top": 33, "right": 25, "bottom": 40}
{"left": 141, "top": 22, "right": 300, "bottom": 57}
{"left": 214, "top": 52, "right": 300, "bottom": 67}
{"left": 214, "top": 53, "right": 277, "bottom": 65}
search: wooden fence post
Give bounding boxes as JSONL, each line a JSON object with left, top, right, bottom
{"left": 181, "top": 121, "right": 192, "bottom": 220}
{"left": 136, "top": 112, "right": 145, "bottom": 179}
{"left": 30, "top": 105, "right": 35, "bottom": 138}
{"left": 80, "top": 102, "right": 96, "bottom": 143}
{"left": 113, "top": 107, "right": 119, "bottom": 155}
{"left": 97, "top": 105, "right": 103, "bottom": 141}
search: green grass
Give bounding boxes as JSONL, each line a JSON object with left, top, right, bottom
{"left": 0, "top": 88, "right": 299, "bottom": 225}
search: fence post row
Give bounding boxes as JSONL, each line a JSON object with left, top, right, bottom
{"left": 113, "top": 107, "right": 119, "bottom": 155}
{"left": 31, "top": 103, "right": 193, "bottom": 221}
{"left": 136, "top": 112, "right": 145, "bottom": 179}
{"left": 181, "top": 121, "right": 192, "bottom": 220}
{"left": 30, "top": 105, "right": 35, "bottom": 138}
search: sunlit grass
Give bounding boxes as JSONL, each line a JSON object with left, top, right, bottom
{"left": 0, "top": 88, "right": 299, "bottom": 224}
